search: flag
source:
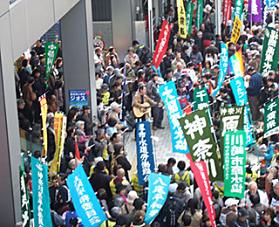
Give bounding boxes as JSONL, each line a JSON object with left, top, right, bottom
{"left": 67, "top": 165, "right": 107, "bottom": 227}
{"left": 196, "top": 0, "right": 204, "bottom": 30}
{"left": 20, "top": 157, "right": 31, "bottom": 227}
{"left": 136, "top": 121, "right": 156, "bottom": 185}
{"left": 159, "top": 81, "right": 188, "bottom": 154}
{"left": 49, "top": 113, "right": 66, "bottom": 173}
{"left": 248, "top": 0, "right": 263, "bottom": 23}
{"left": 177, "top": 0, "right": 187, "bottom": 38}
{"left": 144, "top": 173, "right": 171, "bottom": 224}
{"left": 186, "top": 1, "right": 195, "bottom": 36}
{"left": 39, "top": 95, "right": 48, "bottom": 158}
{"left": 260, "top": 27, "right": 279, "bottom": 76}
{"left": 75, "top": 142, "right": 82, "bottom": 161}
{"left": 193, "top": 87, "right": 209, "bottom": 110}
{"left": 264, "top": 98, "right": 279, "bottom": 138}
{"left": 152, "top": 20, "right": 172, "bottom": 69}
{"left": 223, "top": 0, "right": 232, "bottom": 25}
{"left": 229, "top": 50, "right": 245, "bottom": 78}
{"left": 230, "top": 16, "right": 243, "bottom": 44}
{"left": 212, "top": 43, "right": 229, "bottom": 97}
{"left": 224, "top": 130, "right": 246, "bottom": 198}
{"left": 31, "top": 157, "right": 52, "bottom": 227}
{"left": 45, "top": 42, "right": 59, "bottom": 78}
{"left": 179, "top": 109, "right": 222, "bottom": 181}
{"left": 234, "top": 0, "right": 244, "bottom": 19}
{"left": 230, "top": 77, "right": 255, "bottom": 146}
{"left": 189, "top": 160, "right": 216, "bottom": 227}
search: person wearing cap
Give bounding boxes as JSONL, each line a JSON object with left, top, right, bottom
{"left": 219, "top": 198, "right": 239, "bottom": 226}
{"left": 231, "top": 208, "right": 251, "bottom": 227}
{"left": 247, "top": 65, "right": 263, "bottom": 122}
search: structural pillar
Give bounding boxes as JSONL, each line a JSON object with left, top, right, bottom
{"left": 61, "top": 0, "right": 97, "bottom": 118}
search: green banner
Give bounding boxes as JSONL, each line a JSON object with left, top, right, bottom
{"left": 20, "top": 156, "right": 31, "bottom": 227}
{"left": 224, "top": 130, "right": 246, "bottom": 199}
{"left": 260, "top": 27, "right": 279, "bottom": 76}
{"left": 45, "top": 42, "right": 59, "bottom": 78}
{"left": 220, "top": 106, "right": 244, "bottom": 165}
{"left": 234, "top": 0, "right": 244, "bottom": 20}
{"left": 193, "top": 87, "right": 209, "bottom": 110}
{"left": 179, "top": 109, "right": 222, "bottom": 181}
{"left": 196, "top": 0, "right": 204, "bottom": 31}
{"left": 186, "top": 1, "right": 195, "bottom": 36}
{"left": 264, "top": 97, "right": 279, "bottom": 138}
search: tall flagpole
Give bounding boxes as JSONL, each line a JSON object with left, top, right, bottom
{"left": 215, "top": 0, "right": 222, "bottom": 35}
{"left": 148, "top": 0, "right": 154, "bottom": 52}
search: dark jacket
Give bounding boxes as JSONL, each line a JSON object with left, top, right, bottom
{"left": 247, "top": 72, "right": 263, "bottom": 97}
{"left": 89, "top": 170, "right": 112, "bottom": 199}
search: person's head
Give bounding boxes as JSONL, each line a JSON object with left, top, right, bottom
{"left": 175, "top": 51, "right": 182, "bottom": 60}
{"left": 67, "top": 126, "right": 76, "bottom": 138}
{"left": 97, "top": 188, "right": 107, "bottom": 200}
{"left": 138, "top": 83, "right": 146, "bottom": 95}
{"left": 128, "top": 47, "right": 134, "bottom": 55}
{"left": 176, "top": 62, "right": 183, "bottom": 71}
{"left": 151, "top": 73, "right": 159, "bottom": 82}
{"left": 127, "top": 190, "right": 138, "bottom": 205}
{"left": 116, "top": 168, "right": 125, "bottom": 178}
{"left": 132, "top": 210, "right": 145, "bottom": 226}
{"left": 237, "top": 208, "right": 249, "bottom": 223}
{"left": 107, "top": 117, "right": 118, "bottom": 127}
{"left": 32, "top": 68, "right": 40, "bottom": 78}
{"left": 17, "top": 99, "right": 25, "bottom": 109}
{"left": 114, "top": 143, "right": 124, "bottom": 156}
{"left": 111, "top": 132, "right": 122, "bottom": 144}
{"left": 177, "top": 182, "right": 187, "bottom": 193}
{"left": 55, "top": 57, "right": 63, "bottom": 68}
{"left": 115, "top": 183, "right": 127, "bottom": 195}
{"left": 137, "top": 69, "right": 145, "bottom": 79}
{"left": 248, "top": 181, "right": 258, "bottom": 195}
{"left": 167, "top": 158, "right": 176, "bottom": 167}
{"left": 82, "top": 105, "right": 90, "bottom": 114}
{"left": 133, "top": 197, "right": 146, "bottom": 211}
{"left": 110, "top": 101, "right": 121, "bottom": 113}
{"left": 177, "top": 160, "right": 186, "bottom": 171}
{"left": 157, "top": 164, "right": 168, "bottom": 174}
{"left": 273, "top": 182, "right": 279, "bottom": 197}
{"left": 95, "top": 160, "right": 106, "bottom": 172}
{"left": 225, "top": 198, "right": 239, "bottom": 212}
{"left": 67, "top": 107, "right": 79, "bottom": 122}
{"left": 35, "top": 39, "right": 42, "bottom": 47}
{"left": 75, "top": 121, "right": 85, "bottom": 131}
{"left": 182, "top": 213, "right": 192, "bottom": 226}
{"left": 132, "top": 40, "right": 140, "bottom": 48}
{"left": 262, "top": 208, "right": 274, "bottom": 223}
{"left": 106, "top": 66, "right": 114, "bottom": 75}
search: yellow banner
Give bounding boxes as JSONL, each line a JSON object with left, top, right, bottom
{"left": 39, "top": 95, "right": 48, "bottom": 157}
{"left": 177, "top": 0, "right": 187, "bottom": 39}
{"left": 49, "top": 112, "right": 65, "bottom": 173}
{"left": 231, "top": 16, "right": 242, "bottom": 44}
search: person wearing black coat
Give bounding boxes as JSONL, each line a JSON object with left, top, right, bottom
{"left": 46, "top": 118, "right": 56, "bottom": 163}
{"left": 89, "top": 161, "right": 112, "bottom": 199}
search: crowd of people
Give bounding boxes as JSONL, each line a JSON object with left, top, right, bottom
{"left": 15, "top": 2, "right": 279, "bottom": 227}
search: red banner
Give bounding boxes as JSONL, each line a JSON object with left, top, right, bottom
{"left": 152, "top": 20, "right": 172, "bottom": 69}
{"left": 223, "top": 0, "right": 231, "bottom": 26}
{"left": 189, "top": 158, "right": 216, "bottom": 227}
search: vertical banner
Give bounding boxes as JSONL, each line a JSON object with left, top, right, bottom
{"left": 234, "top": 0, "right": 244, "bottom": 19}
{"left": 67, "top": 165, "right": 107, "bottom": 227}
{"left": 50, "top": 114, "right": 67, "bottom": 173}
{"left": 144, "top": 173, "right": 171, "bottom": 224}
{"left": 190, "top": 160, "right": 216, "bottom": 227}
{"left": 248, "top": 0, "right": 263, "bottom": 23}
{"left": 159, "top": 81, "right": 188, "bottom": 154}
{"left": 230, "top": 77, "right": 255, "bottom": 146}
{"left": 31, "top": 157, "right": 52, "bottom": 227}
{"left": 260, "top": 27, "right": 279, "bottom": 76}
{"left": 230, "top": 16, "right": 243, "bottom": 44}
{"left": 186, "top": 1, "right": 195, "bottom": 36}
{"left": 45, "top": 42, "right": 59, "bottom": 78}
{"left": 20, "top": 158, "right": 31, "bottom": 227}
{"left": 179, "top": 109, "right": 222, "bottom": 181}
{"left": 223, "top": 0, "right": 232, "bottom": 25}
{"left": 196, "top": 0, "right": 204, "bottom": 30}
{"left": 229, "top": 50, "right": 245, "bottom": 78}
{"left": 193, "top": 87, "right": 209, "bottom": 110}
{"left": 224, "top": 130, "right": 246, "bottom": 198}
{"left": 136, "top": 121, "right": 156, "bottom": 185}
{"left": 39, "top": 95, "right": 48, "bottom": 158}
{"left": 264, "top": 98, "right": 279, "bottom": 138}
{"left": 265, "top": 0, "right": 277, "bottom": 10}
{"left": 177, "top": 0, "right": 187, "bottom": 38}
{"left": 212, "top": 43, "right": 229, "bottom": 97}
{"left": 152, "top": 20, "right": 172, "bottom": 69}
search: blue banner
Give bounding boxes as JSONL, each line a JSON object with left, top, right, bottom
{"left": 67, "top": 165, "right": 107, "bottom": 227}
{"left": 159, "top": 81, "right": 189, "bottom": 153}
{"left": 144, "top": 173, "right": 171, "bottom": 224}
{"left": 230, "top": 77, "right": 255, "bottom": 146}
{"left": 212, "top": 43, "right": 228, "bottom": 97}
{"left": 152, "top": 65, "right": 163, "bottom": 78}
{"left": 136, "top": 121, "right": 156, "bottom": 185}
{"left": 31, "top": 157, "right": 52, "bottom": 227}
{"left": 265, "top": 0, "right": 276, "bottom": 9}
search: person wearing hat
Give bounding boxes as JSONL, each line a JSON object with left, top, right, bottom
{"left": 121, "top": 190, "right": 138, "bottom": 215}
{"left": 231, "top": 208, "right": 251, "bottom": 227}
{"left": 219, "top": 198, "right": 239, "bottom": 226}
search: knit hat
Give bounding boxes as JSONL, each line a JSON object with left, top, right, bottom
{"left": 127, "top": 190, "right": 139, "bottom": 204}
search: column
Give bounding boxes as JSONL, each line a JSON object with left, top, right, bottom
{"left": 61, "top": 0, "right": 97, "bottom": 118}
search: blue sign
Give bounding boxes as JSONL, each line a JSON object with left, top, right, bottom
{"left": 136, "top": 121, "right": 156, "bottom": 185}
{"left": 265, "top": 0, "right": 277, "bottom": 9}
{"left": 230, "top": 77, "right": 255, "bottom": 146}
{"left": 67, "top": 165, "right": 107, "bottom": 227}
{"left": 144, "top": 173, "right": 171, "bottom": 224}
{"left": 212, "top": 43, "right": 229, "bottom": 97}
{"left": 31, "top": 157, "right": 52, "bottom": 227}
{"left": 69, "top": 90, "right": 88, "bottom": 109}
{"left": 159, "top": 81, "right": 189, "bottom": 153}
